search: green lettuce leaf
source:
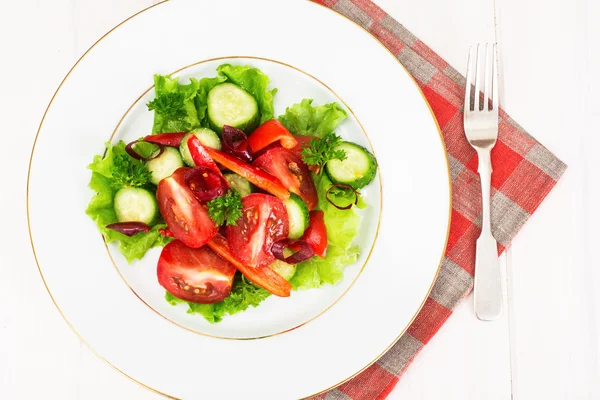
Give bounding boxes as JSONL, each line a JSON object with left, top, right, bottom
{"left": 291, "top": 173, "right": 362, "bottom": 289}
{"left": 278, "top": 98, "right": 348, "bottom": 138}
{"left": 86, "top": 141, "right": 171, "bottom": 263}
{"left": 217, "top": 64, "right": 278, "bottom": 123}
{"left": 150, "top": 75, "right": 201, "bottom": 133}
{"left": 165, "top": 273, "right": 271, "bottom": 323}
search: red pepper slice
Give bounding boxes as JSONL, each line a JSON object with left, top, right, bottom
{"left": 300, "top": 211, "right": 328, "bottom": 257}
{"left": 248, "top": 120, "right": 298, "bottom": 153}
{"left": 143, "top": 132, "right": 187, "bottom": 147}
{"left": 187, "top": 136, "right": 227, "bottom": 181}
{"left": 204, "top": 147, "right": 290, "bottom": 201}
{"left": 207, "top": 234, "right": 292, "bottom": 297}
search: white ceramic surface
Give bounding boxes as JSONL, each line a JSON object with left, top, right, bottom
{"left": 27, "top": 0, "right": 450, "bottom": 398}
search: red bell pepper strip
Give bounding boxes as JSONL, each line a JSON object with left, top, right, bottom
{"left": 300, "top": 211, "right": 328, "bottom": 257}
{"left": 187, "top": 136, "right": 227, "bottom": 182}
{"left": 248, "top": 120, "right": 298, "bottom": 153}
{"left": 204, "top": 147, "right": 290, "bottom": 201}
{"left": 207, "top": 234, "right": 292, "bottom": 297}
{"left": 143, "top": 132, "right": 187, "bottom": 147}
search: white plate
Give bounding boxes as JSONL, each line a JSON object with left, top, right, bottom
{"left": 28, "top": 0, "right": 450, "bottom": 398}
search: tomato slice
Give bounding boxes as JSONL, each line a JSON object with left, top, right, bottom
{"left": 226, "top": 194, "right": 289, "bottom": 269}
{"left": 143, "top": 132, "right": 187, "bottom": 147}
{"left": 253, "top": 147, "right": 318, "bottom": 210}
{"left": 208, "top": 234, "right": 291, "bottom": 297}
{"left": 204, "top": 146, "right": 290, "bottom": 200}
{"left": 157, "top": 168, "right": 218, "bottom": 248}
{"left": 157, "top": 240, "right": 236, "bottom": 303}
{"left": 248, "top": 120, "right": 298, "bottom": 153}
{"left": 301, "top": 210, "right": 328, "bottom": 257}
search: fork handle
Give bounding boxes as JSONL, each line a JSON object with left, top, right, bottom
{"left": 474, "top": 148, "right": 502, "bottom": 321}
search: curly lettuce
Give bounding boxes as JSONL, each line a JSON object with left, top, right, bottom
{"left": 86, "top": 141, "right": 171, "bottom": 263}
{"left": 291, "top": 173, "right": 362, "bottom": 289}
{"left": 278, "top": 98, "right": 348, "bottom": 138}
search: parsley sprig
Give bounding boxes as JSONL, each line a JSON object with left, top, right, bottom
{"left": 112, "top": 153, "right": 152, "bottom": 188}
{"left": 207, "top": 189, "right": 243, "bottom": 226}
{"left": 146, "top": 93, "right": 187, "bottom": 119}
{"left": 300, "top": 133, "right": 347, "bottom": 173}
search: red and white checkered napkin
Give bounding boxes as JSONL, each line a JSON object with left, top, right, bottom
{"left": 311, "top": 0, "right": 567, "bottom": 398}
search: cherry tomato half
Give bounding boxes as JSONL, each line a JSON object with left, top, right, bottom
{"left": 157, "top": 240, "right": 236, "bottom": 303}
{"left": 226, "top": 194, "right": 289, "bottom": 269}
{"left": 253, "top": 147, "right": 318, "bottom": 210}
{"left": 156, "top": 168, "right": 218, "bottom": 248}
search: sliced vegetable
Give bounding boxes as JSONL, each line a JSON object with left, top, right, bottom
{"left": 106, "top": 222, "right": 151, "bottom": 237}
{"left": 223, "top": 173, "right": 252, "bottom": 196}
{"left": 222, "top": 125, "right": 253, "bottom": 163}
{"left": 207, "top": 83, "right": 259, "bottom": 133}
{"left": 158, "top": 240, "right": 236, "bottom": 304}
{"left": 180, "top": 128, "right": 221, "bottom": 167}
{"left": 184, "top": 167, "right": 228, "bottom": 202}
{"left": 226, "top": 194, "right": 289, "bottom": 269}
{"left": 156, "top": 168, "right": 218, "bottom": 248}
{"left": 269, "top": 260, "right": 296, "bottom": 281}
{"left": 284, "top": 194, "right": 309, "bottom": 239}
{"left": 207, "top": 234, "right": 292, "bottom": 297}
{"left": 216, "top": 64, "right": 277, "bottom": 124}
{"left": 301, "top": 210, "right": 327, "bottom": 257}
{"left": 326, "top": 183, "right": 359, "bottom": 210}
{"left": 186, "top": 135, "right": 227, "bottom": 179}
{"left": 143, "top": 132, "right": 187, "bottom": 148}
{"left": 114, "top": 187, "right": 157, "bottom": 224}
{"left": 253, "top": 147, "right": 317, "bottom": 209}
{"left": 125, "top": 140, "right": 164, "bottom": 161}
{"left": 146, "top": 146, "right": 184, "bottom": 185}
{"left": 325, "top": 142, "right": 377, "bottom": 189}
{"left": 204, "top": 147, "right": 290, "bottom": 201}
{"left": 248, "top": 120, "right": 297, "bottom": 153}
{"left": 271, "top": 239, "right": 315, "bottom": 264}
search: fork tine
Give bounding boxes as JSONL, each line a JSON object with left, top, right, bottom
{"left": 492, "top": 44, "right": 498, "bottom": 111}
{"left": 474, "top": 44, "right": 481, "bottom": 111}
{"left": 465, "top": 46, "right": 475, "bottom": 112}
{"left": 484, "top": 43, "right": 493, "bottom": 111}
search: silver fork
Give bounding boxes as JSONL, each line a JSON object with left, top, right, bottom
{"left": 464, "top": 43, "right": 502, "bottom": 321}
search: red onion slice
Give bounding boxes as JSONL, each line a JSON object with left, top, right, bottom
{"left": 125, "top": 139, "right": 164, "bottom": 161}
{"left": 106, "top": 222, "right": 151, "bottom": 236}
{"left": 222, "top": 125, "right": 253, "bottom": 163}
{"left": 271, "top": 239, "right": 315, "bottom": 264}
{"left": 325, "top": 184, "right": 359, "bottom": 210}
{"left": 184, "top": 167, "right": 228, "bottom": 202}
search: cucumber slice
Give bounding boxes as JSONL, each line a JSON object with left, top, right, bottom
{"left": 146, "top": 147, "right": 184, "bottom": 185}
{"left": 224, "top": 173, "right": 252, "bottom": 197}
{"left": 269, "top": 259, "right": 297, "bottom": 281}
{"left": 180, "top": 128, "right": 222, "bottom": 167}
{"left": 284, "top": 194, "right": 309, "bottom": 239}
{"left": 207, "top": 83, "right": 259, "bottom": 134}
{"left": 114, "top": 187, "right": 157, "bottom": 224}
{"left": 325, "top": 142, "right": 377, "bottom": 189}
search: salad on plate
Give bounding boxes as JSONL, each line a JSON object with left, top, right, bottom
{"left": 86, "top": 64, "right": 378, "bottom": 323}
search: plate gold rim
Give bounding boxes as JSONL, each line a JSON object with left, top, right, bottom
{"left": 26, "top": 1, "right": 452, "bottom": 398}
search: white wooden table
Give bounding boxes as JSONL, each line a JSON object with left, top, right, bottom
{"left": 1, "top": 0, "right": 598, "bottom": 398}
